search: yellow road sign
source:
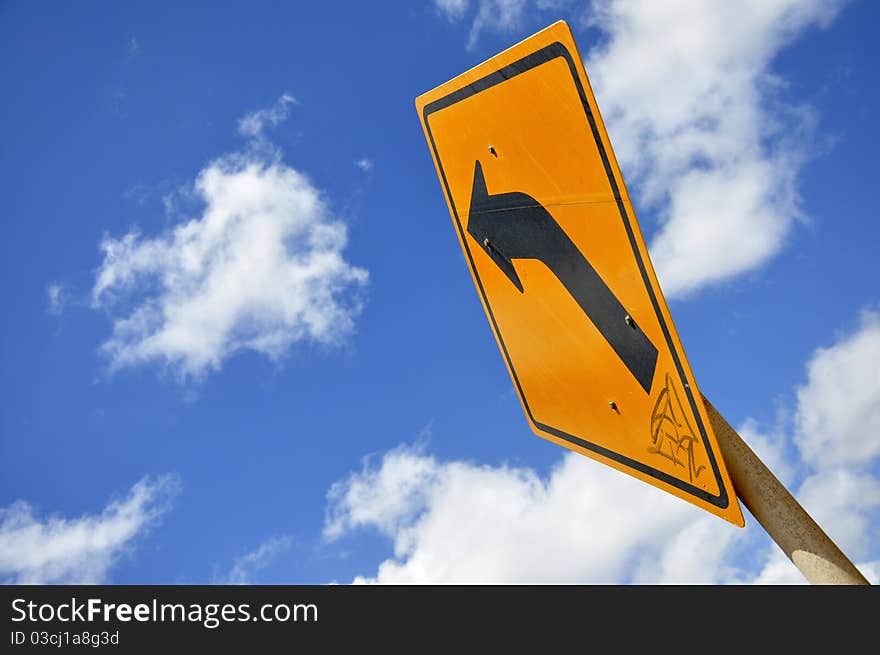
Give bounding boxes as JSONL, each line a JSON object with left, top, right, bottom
{"left": 416, "top": 21, "right": 744, "bottom": 526}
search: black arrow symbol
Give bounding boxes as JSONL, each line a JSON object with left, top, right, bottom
{"left": 467, "top": 160, "right": 659, "bottom": 394}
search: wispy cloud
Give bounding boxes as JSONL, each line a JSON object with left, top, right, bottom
{"left": 237, "top": 94, "right": 297, "bottom": 140}
{"left": 0, "top": 475, "right": 180, "bottom": 584}
{"left": 126, "top": 36, "right": 140, "bottom": 58}
{"left": 325, "top": 311, "right": 880, "bottom": 583}
{"left": 434, "top": 0, "right": 576, "bottom": 49}
{"left": 353, "top": 158, "right": 374, "bottom": 173}
{"left": 46, "top": 282, "right": 69, "bottom": 316}
{"left": 215, "top": 536, "right": 294, "bottom": 585}
{"left": 91, "top": 94, "right": 368, "bottom": 380}
{"left": 435, "top": 0, "right": 470, "bottom": 22}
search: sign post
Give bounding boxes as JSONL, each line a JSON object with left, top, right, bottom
{"left": 704, "top": 397, "right": 869, "bottom": 584}
{"left": 416, "top": 20, "right": 869, "bottom": 584}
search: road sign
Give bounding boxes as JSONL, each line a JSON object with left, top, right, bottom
{"left": 416, "top": 21, "right": 744, "bottom": 526}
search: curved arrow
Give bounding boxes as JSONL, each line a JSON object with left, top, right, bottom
{"left": 467, "top": 160, "right": 659, "bottom": 394}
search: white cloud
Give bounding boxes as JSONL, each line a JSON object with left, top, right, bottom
{"left": 786, "top": 312, "right": 880, "bottom": 560}
{"left": 584, "top": 0, "right": 844, "bottom": 297}
{"left": 325, "top": 444, "right": 441, "bottom": 542}
{"left": 92, "top": 94, "right": 368, "bottom": 379}
{"left": 326, "top": 311, "right": 880, "bottom": 583}
{"left": 856, "top": 560, "right": 880, "bottom": 584}
{"left": 354, "top": 158, "right": 374, "bottom": 173}
{"left": 435, "top": 0, "right": 470, "bottom": 21}
{"left": 738, "top": 313, "right": 880, "bottom": 577}
{"left": 46, "top": 282, "right": 68, "bottom": 316}
{"left": 0, "top": 475, "right": 179, "bottom": 584}
{"left": 237, "top": 94, "right": 297, "bottom": 139}
{"left": 435, "top": 1, "right": 576, "bottom": 48}
{"left": 793, "top": 311, "right": 880, "bottom": 469}
{"left": 436, "top": 1, "right": 845, "bottom": 297}
{"left": 797, "top": 468, "right": 879, "bottom": 561}
{"left": 217, "top": 536, "right": 293, "bottom": 585}
{"left": 749, "top": 550, "right": 807, "bottom": 585}
{"left": 126, "top": 36, "right": 140, "bottom": 58}
{"left": 326, "top": 445, "right": 744, "bottom": 583}
{"left": 466, "top": 1, "right": 529, "bottom": 49}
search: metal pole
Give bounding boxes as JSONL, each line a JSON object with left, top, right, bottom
{"left": 702, "top": 395, "right": 870, "bottom": 585}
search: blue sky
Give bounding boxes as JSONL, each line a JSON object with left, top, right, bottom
{"left": 1, "top": 1, "right": 878, "bottom": 584}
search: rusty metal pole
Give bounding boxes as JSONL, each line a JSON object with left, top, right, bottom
{"left": 702, "top": 395, "right": 870, "bottom": 585}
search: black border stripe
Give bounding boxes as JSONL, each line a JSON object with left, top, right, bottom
{"left": 422, "top": 41, "right": 729, "bottom": 509}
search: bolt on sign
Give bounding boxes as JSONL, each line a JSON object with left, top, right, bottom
{"left": 416, "top": 21, "right": 744, "bottom": 526}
